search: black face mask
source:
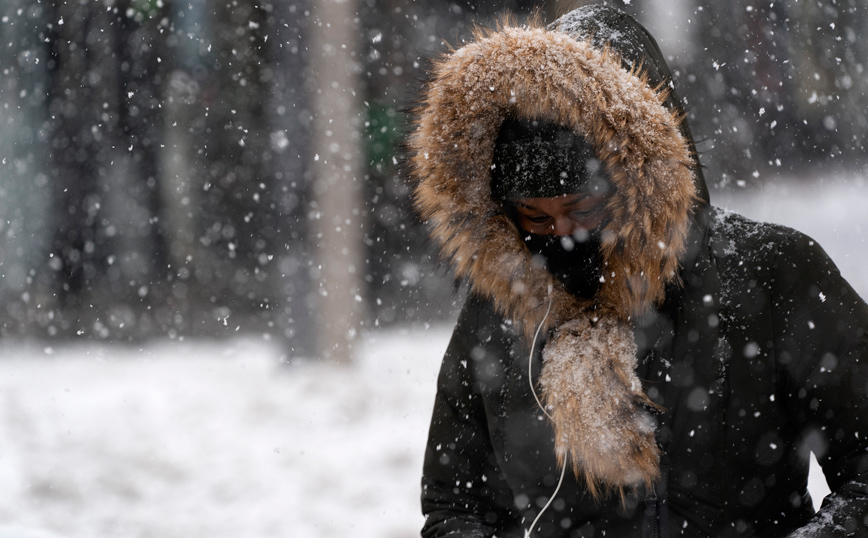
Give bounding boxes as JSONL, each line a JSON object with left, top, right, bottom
{"left": 523, "top": 230, "right": 603, "bottom": 299}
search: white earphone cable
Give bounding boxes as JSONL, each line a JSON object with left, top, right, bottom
{"left": 528, "top": 300, "right": 553, "bottom": 420}
{"left": 524, "top": 299, "right": 567, "bottom": 538}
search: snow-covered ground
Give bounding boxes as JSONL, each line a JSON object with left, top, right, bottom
{"left": 1, "top": 174, "right": 866, "bottom": 538}
{"left": 0, "top": 329, "right": 447, "bottom": 538}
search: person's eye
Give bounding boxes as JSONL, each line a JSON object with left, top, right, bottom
{"left": 526, "top": 215, "right": 550, "bottom": 223}
{"left": 571, "top": 207, "right": 600, "bottom": 218}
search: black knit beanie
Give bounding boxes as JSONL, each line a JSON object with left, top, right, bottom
{"left": 491, "top": 118, "right": 609, "bottom": 200}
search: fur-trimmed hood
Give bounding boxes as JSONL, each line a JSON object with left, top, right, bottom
{"left": 410, "top": 6, "right": 705, "bottom": 495}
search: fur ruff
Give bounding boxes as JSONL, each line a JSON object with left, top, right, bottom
{"left": 541, "top": 317, "right": 661, "bottom": 495}
{"left": 410, "top": 24, "right": 698, "bottom": 493}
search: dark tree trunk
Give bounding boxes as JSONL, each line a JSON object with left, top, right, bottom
{"left": 39, "top": 0, "right": 169, "bottom": 339}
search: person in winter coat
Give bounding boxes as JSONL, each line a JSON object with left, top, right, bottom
{"left": 408, "top": 5, "right": 868, "bottom": 538}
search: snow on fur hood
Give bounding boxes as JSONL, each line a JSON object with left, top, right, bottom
{"left": 410, "top": 6, "right": 705, "bottom": 495}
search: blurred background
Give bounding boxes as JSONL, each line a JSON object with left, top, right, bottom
{"left": 1, "top": 0, "right": 867, "bottom": 358}
{"left": 0, "top": 0, "right": 866, "bottom": 536}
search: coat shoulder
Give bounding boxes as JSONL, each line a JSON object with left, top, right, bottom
{"left": 706, "top": 206, "right": 829, "bottom": 267}
{"left": 708, "top": 206, "right": 797, "bottom": 246}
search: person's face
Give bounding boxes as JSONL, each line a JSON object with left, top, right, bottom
{"left": 513, "top": 192, "right": 610, "bottom": 237}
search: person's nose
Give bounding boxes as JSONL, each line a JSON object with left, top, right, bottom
{"left": 552, "top": 216, "right": 575, "bottom": 237}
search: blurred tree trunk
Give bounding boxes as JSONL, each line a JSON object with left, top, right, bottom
{"left": 0, "top": 1, "right": 53, "bottom": 335}
{"left": 266, "top": 0, "right": 317, "bottom": 358}
{"left": 310, "top": 0, "right": 366, "bottom": 363}
{"left": 179, "top": 0, "right": 292, "bottom": 340}
{"left": 160, "top": 0, "right": 317, "bottom": 351}
{"left": 39, "top": 0, "right": 168, "bottom": 339}
{"left": 196, "top": 0, "right": 273, "bottom": 320}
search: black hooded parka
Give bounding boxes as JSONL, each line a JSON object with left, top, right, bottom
{"left": 413, "top": 6, "right": 868, "bottom": 538}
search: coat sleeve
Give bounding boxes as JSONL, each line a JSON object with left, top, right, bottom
{"left": 421, "top": 297, "right": 524, "bottom": 538}
{"left": 772, "top": 232, "right": 868, "bottom": 537}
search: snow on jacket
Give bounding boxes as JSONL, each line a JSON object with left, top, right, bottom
{"left": 409, "top": 5, "right": 868, "bottom": 538}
